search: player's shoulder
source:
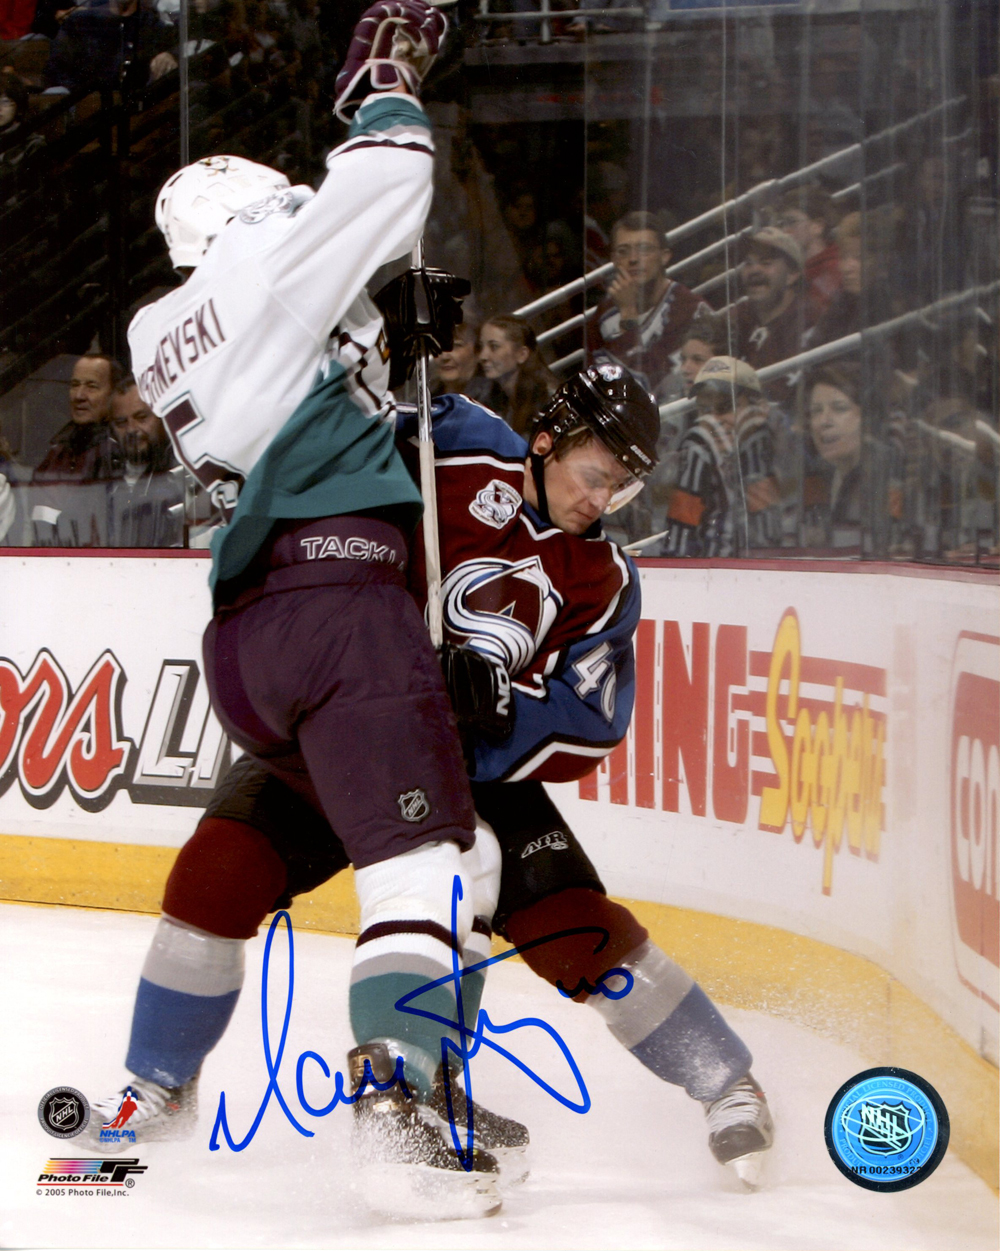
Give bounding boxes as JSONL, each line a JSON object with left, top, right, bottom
{"left": 403, "top": 394, "right": 528, "bottom": 462}
{"left": 127, "top": 278, "right": 192, "bottom": 351}
{"left": 522, "top": 503, "right": 635, "bottom": 601}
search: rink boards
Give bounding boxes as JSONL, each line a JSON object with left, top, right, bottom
{"left": 0, "top": 550, "right": 997, "bottom": 1183}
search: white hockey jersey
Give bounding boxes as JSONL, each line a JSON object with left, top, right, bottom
{"left": 127, "top": 94, "right": 433, "bottom": 593}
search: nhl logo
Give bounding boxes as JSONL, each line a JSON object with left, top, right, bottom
{"left": 397, "top": 789, "right": 430, "bottom": 823}
{"left": 38, "top": 1086, "right": 90, "bottom": 1139}
{"left": 49, "top": 1098, "right": 81, "bottom": 1129}
{"left": 856, "top": 1101, "right": 914, "bottom": 1155}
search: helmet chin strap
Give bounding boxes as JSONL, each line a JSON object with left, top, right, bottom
{"left": 529, "top": 451, "right": 551, "bottom": 525}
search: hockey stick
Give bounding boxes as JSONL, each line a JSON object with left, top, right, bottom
{"left": 411, "top": 238, "right": 445, "bottom": 648}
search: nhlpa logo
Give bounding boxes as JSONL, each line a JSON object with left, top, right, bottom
{"left": 442, "top": 557, "right": 562, "bottom": 673}
{"left": 398, "top": 789, "right": 430, "bottom": 823}
{"left": 520, "top": 830, "right": 569, "bottom": 858}
{"left": 103, "top": 1087, "right": 139, "bottom": 1130}
{"left": 469, "top": 480, "right": 521, "bottom": 530}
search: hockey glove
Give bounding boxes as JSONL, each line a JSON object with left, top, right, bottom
{"left": 334, "top": 0, "right": 447, "bottom": 122}
{"left": 374, "top": 266, "right": 471, "bottom": 389}
{"left": 440, "top": 642, "right": 515, "bottom": 745}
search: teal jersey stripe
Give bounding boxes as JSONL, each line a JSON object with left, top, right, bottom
{"left": 348, "top": 94, "right": 430, "bottom": 138}
{"left": 210, "top": 363, "right": 422, "bottom": 596}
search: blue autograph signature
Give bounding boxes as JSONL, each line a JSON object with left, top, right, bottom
{"left": 209, "top": 875, "right": 633, "bottom": 1163}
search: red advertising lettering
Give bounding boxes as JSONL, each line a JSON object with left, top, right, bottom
{"left": 579, "top": 610, "right": 887, "bottom": 894}
{"left": 949, "top": 633, "right": 999, "bottom": 1008}
{"left": 0, "top": 650, "right": 133, "bottom": 810}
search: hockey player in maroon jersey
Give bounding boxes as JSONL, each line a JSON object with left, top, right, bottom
{"left": 83, "top": 362, "right": 773, "bottom": 1194}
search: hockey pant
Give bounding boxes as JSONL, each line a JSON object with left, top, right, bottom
{"left": 124, "top": 812, "right": 501, "bottom": 1101}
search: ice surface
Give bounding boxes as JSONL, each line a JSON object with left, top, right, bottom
{"left": 2, "top": 901, "right": 996, "bottom": 1251}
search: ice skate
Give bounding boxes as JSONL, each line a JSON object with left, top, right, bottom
{"left": 703, "top": 1073, "right": 774, "bottom": 1190}
{"left": 349, "top": 1043, "right": 502, "bottom": 1220}
{"left": 79, "top": 1076, "right": 197, "bottom": 1153}
{"left": 428, "top": 1063, "right": 530, "bottom": 1184}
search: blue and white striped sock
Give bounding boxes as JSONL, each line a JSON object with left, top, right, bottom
{"left": 126, "top": 914, "right": 245, "bottom": 1088}
{"left": 589, "top": 940, "right": 751, "bottom": 1102}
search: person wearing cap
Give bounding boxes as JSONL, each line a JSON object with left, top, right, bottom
{"left": 586, "top": 210, "right": 710, "bottom": 396}
{"left": 733, "top": 226, "right": 814, "bottom": 405}
{"left": 663, "top": 355, "right": 782, "bottom": 558}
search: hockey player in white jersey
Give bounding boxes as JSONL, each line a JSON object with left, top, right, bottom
{"left": 85, "top": 0, "right": 510, "bottom": 1219}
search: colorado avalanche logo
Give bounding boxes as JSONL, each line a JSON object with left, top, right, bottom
{"left": 441, "top": 557, "right": 562, "bottom": 674}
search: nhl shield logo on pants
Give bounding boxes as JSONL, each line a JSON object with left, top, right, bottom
{"left": 397, "top": 788, "right": 431, "bottom": 823}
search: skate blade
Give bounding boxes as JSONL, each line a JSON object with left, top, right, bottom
{"left": 492, "top": 1144, "right": 529, "bottom": 1188}
{"left": 728, "top": 1151, "right": 767, "bottom": 1191}
{"left": 358, "top": 1162, "right": 502, "bottom": 1221}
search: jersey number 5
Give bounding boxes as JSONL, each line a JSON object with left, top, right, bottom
{"left": 162, "top": 398, "right": 246, "bottom": 519}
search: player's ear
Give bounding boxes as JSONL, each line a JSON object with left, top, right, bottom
{"left": 531, "top": 430, "right": 553, "bottom": 457}
{"left": 515, "top": 345, "right": 530, "bottom": 367}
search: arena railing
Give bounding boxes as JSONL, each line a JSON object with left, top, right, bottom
{"left": 613, "top": 280, "right": 1000, "bottom": 557}
{"left": 534, "top": 159, "right": 908, "bottom": 353}
{"left": 474, "top": 0, "right": 644, "bottom": 45}
{"left": 513, "top": 95, "right": 965, "bottom": 341}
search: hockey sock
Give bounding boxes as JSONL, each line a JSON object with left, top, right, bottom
{"left": 126, "top": 914, "right": 245, "bottom": 1088}
{"left": 588, "top": 940, "right": 752, "bottom": 1102}
{"left": 505, "top": 888, "right": 751, "bottom": 1101}
{"left": 350, "top": 840, "right": 475, "bottom": 1101}
{"left": 162, "top": 817, "right": 289, "bottom": 940}
{"left": 504, "top": 887, "right": 649, "bottom": 1001}
{"left": 454, "top": 822, "right": 502, "bottom": 1041}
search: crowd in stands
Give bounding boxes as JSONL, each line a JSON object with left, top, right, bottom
{"left": 424, "top": 182, "right": 997, "bottom": 563}
{"left": 0, "top": 0, "right": 995, "bottom": 562}
{"left": 0, "top": 351, "right": 193, "bottom": 546}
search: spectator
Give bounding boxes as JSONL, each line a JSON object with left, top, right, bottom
{"left": 772, "top": 184, "right": 842, "bottom": 320}
{"left": 663, "top": 356, "right": 781, "bottom": 557}
{"left": 430, "top": 320, "right": 490, "bottom": 403}
{"left": 1, "top": 0, "right": 37, "bottom": 39}
{"left": 478, "top": 315, "right": 557, "bottom": 438}
{"left": 502, "top": 183, "right": 542, "bottom": 275}
{"left": 586, "top": 209, "right": 708, "bottom": 395}
{"left": 732, "top": 226, "right": 810, "bottom": 405}
{"left": 0, "top": 70, "right": 44, "bottom": 167}
{"left": 106, "top": 377, "right": 185, "bottom": 547}
{"left": 808, "top": 211, "right": 861, "bottom": 345}
{"left": 35, "top": 353, "right": 122, "bottom": 481}
{"left": 31, "top": 353, "right": 124, "bottom": 545}
{"left": 673, "top": 310, "right": 732, "bottom": 399}
{"left": 802, "top": 362, "right": 901, "bottom": 550}
{"left": 0, "top": 430, "right": 19, "bottom": 543}
{"left": 910, "top": 379, "right": 997, "bottom": 558}
{"left": 44, "top": 0, "right": 176, "bottom": 95}
{"left": 808, "top": 208, "right": 904, "bottom": 348}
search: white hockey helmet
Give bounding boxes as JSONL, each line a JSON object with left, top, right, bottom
{"left": 155, "top": 155, "right": 291, "bottom": 269}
